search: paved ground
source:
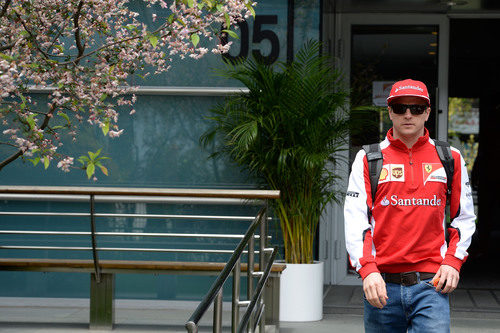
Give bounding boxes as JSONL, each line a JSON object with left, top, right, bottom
{"left": 1, "top": 291, "right": 500, "bottom": 332}
{"left": 324, "top": 285, "right": 500, "bottom": 319}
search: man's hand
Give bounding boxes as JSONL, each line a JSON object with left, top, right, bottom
{"left": 363, "top": 272, "right": 388, "bottom": 309}
{"left": 432, "top": 265, "right": 459, "bottom": 293}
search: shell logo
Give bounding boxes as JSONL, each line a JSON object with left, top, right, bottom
{"left": 379, "top": 167, "right": 389, "bottom": 181}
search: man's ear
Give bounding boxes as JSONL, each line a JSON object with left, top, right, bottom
{"left": 388, "top": 106, "right": 393, "bottom": 121}
{"left": 424, "top": 107, "right": 430, "bottom": 121}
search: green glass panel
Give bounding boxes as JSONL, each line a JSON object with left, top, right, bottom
{"left": 0, "top": 95, "right": 252, "bottom": 187}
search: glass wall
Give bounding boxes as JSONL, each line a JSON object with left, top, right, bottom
{"left": 0, "top": 0, "right": 320, "bottom": 300}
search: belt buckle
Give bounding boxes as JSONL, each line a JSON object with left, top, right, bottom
{"left": 400, "top": 272, "right": 417, "bottom": 286}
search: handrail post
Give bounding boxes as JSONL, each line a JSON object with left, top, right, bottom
{"left": 259, "top": 202, "right": 269, "bottom": 333}
{"left": 186, "top": 321, "right": 198, "bottom": 333}
{"left": 213, "top": 289, "right": 223, "bottom": 333}
{"left": 89, "top": 194, "right": 101, "bottom": 283}
{"left": 247, "top": 233, "right": 255, "bottom": 332}
{"left": 232, "top": 258, "right": 241, "bottom": 333}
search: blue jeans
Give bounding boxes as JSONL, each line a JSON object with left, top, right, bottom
{"left": 364, "top": 278, "right": 450, "bottom": 333}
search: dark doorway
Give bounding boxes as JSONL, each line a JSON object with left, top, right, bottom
{"left": 349, "top": 24, "right": 439, "bottom": 163}
{"left": 449, "top": 19, "right": 500, "bottom": 283}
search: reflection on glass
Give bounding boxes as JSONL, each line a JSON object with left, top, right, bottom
{"left": 128, "top": 0, "right": 300, "bottom": 86}
{"left": 448, "top": 97, "right": 479, "bottom": 183}
{"left": 0, "top": 95, "right": 253, "bottom": 187}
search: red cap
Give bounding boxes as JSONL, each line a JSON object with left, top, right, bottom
{"left": 386, "top": 79, "right": 430, "bottom": 106}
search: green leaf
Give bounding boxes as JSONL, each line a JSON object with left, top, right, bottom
{"left": 100, "top": 94, "right": 107, "bottom": 102}
{"left": 177, "top": 18, "right": 186, "bottom": 26}
{"left": 78, "top": 155, "right": 90, "bottom": 164}
{"left": 26, "top": 115, "right": 36, "bottom": 130}
{"left": 43, "top": 156, "right": 50, "bottom": 170}
{"left": 222, "top": 29, "right": 239, "bottom": 39}
{"left": 126, "top": 24, "right": 136, "bottom": 31}
{"left": 148, "top": 35, "right": 158, "bottom": 48}
{"left": 102, "top": 122, "right": 110, "bottom": 136}
{"left": 245, "top": 2, "right": 256, "bottom": 17}
{"left": 187, "top": 0, "right": 194, "bottom": 8}
{"left": 224, "top": 13, "right": 230, "bottom": 29}
{"left": 95, "top": 148, "right": 102, "bottom": 157}
{"left": 86, "top": 163, "right": 95, "bottom": 179}
{"left": 88, "top": 151, "right": 96, "bottom": 160}
{"left": 203, "top": 0, "right": 213, "bottom": 8}
{"left": 58, "top": 112, "right": 70, "bottom": 124}
{"left": 20, "top": 95, "right": 27, "bottom": 110}
{"left": 168, "top": 14, "right": 175, "bottom": 24}
{"left": 0, "top": 53, "right": 13, "bottom": 61}
{"left": 197, "top": 2, "right": 205, "bottom": 10}
{"left": 52, "top": 125, "right": 64, "bottom": 130}
{"left": 216, "top": 4, "right": 223, "bottom": 12}
{"left": 98, "top": 165, "right": 109, "bottom": 176}
{"left": 191, "top": 34, "right": 200, "bottom": 47}
{"left": 29, "top": 157, "right": 40, "bottom": 166}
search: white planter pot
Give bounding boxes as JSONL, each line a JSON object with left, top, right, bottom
{"left": 279, "top": 260, "right": 324, "bottom": 322}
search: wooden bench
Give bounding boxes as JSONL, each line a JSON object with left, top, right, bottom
{"left": 0, "top": 258, "right": 286, "bottom": 330}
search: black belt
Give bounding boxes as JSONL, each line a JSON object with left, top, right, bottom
{"left": 381, "top": 272, "right": 435, "bottom": 286}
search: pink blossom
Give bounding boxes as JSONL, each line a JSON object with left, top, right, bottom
{"left": 108, "top": 129, "right": 124, "bottom": 138}
{"left": 57, "top": 157, "right": 74, "bottom": 172}
{"left": 0, "top": 0, "right": 255, "bottom": 173}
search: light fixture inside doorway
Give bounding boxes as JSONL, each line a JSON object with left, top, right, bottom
{"left": 441, "top": 0, "right": 468, "bottom": 6}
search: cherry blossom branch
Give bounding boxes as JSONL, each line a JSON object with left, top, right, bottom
{"left": 0, "top": 102, "right": 58, "bottom": 170}
{"left": 0, "top": 150, "right": 23, "bottom": 171}
{"left": 46, "top": 19, "right": 70, "bottom": 55}
{"left": 73, "top": 1, "right": 86, "bottom": 60}
{"left": 14, "top": 12, "right": 51, "bottom": 60}
{"left": 0, "top": 141, "right": 18, "bottom": 148}
{"left": 39, "top": 104, "right": 57, "bottom": 130}
{"left": 0, "top": 0, "right": 11, "bottom": 19}
{"left": 0, "top": 0, "right": 256, "bottom": 176}
{"left": 60, "top": 22, "right": 170, "bottom": 66}
{"left": 0, "top": 42, "right": 15, "bottom": 52}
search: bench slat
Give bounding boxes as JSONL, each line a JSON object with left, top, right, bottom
{"left": 0, "top": 258, "right": 286, "bottom": 273}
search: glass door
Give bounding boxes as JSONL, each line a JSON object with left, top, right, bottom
{"left": 348, "top": 25, "right": 439, "bottom": 162}
{"left": 327, "top": 14, "right": 449, "bottom": 285}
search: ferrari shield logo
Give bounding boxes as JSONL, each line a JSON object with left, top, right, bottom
{"left": 422, "top": 162, "right": 447, "bottom": 185}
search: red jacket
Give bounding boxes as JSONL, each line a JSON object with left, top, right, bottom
{"left": 344, "top": 128, "right": 476, "bottom": 279}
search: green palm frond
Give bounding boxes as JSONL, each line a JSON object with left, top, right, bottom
{"left": 202, "top": 40, "right": 350, "bottom": 263}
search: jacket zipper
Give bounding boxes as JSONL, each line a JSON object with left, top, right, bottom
{"left": 409, "top": 149, "right": 415, "bottom": 188}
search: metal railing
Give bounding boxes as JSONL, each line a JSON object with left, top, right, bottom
{"left": 0, "top": 186, "right": 279, "bottom": 284}
{"left": 185, "top": 207, "right": 278, "bottom": 333}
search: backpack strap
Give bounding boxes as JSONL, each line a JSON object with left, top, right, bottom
{"left": 362, "top": 143, "right": 384, "bottom": 205}
{"left": 434, "top": 140, "right": 454, "bottom": 200}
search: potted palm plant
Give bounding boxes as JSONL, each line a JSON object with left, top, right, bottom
{"left": 201, "top": 40, "right": 349, "bottom": 321}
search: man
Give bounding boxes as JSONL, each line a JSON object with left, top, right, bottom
{"left": 344, "top": 79, "right": 476, "bottom": 332}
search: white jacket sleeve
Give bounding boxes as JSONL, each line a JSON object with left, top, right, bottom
{"left": 444, "top": 149, "right": 476, "bottom": 270}
{"left": 344, "top": 149, "right": 377, "bottom": 277}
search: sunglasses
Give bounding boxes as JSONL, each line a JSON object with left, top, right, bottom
{"left": 390, "top": 104, "right": 428, "bottom": 115}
